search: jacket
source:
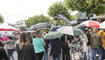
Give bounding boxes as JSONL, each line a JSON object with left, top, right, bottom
{"left": 33, "top": 38, "right": 45, "bottom": 53}
{"left": 80, "top": 34, "right": 88, "bottom": 52}
{"left": 0, "top": 46, "right": 9, "bottom": 60}
{"left": 50, "top": 38, "right": 62, "bottom": 58}
{"left": 16, "top": 44, "right": 36, "bottom": 60}
{"left": 86, "top": 31, "right": 91, "bottom": 45}
{"left": 90, "top": 33, "right": 102, "bottom": 49}
{"left": 98, "top": 30, "right": 105, "bottom": 47}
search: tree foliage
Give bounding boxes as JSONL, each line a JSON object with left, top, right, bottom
{"left": 25, "top": 14, "right": 50, "bottom": 28}
{"left": 48, "top": 2, "right": 72, "bottom": 20}
{"left": 0, "top": 14, "right": 4, "bottom": 23}
{"left": 19, "top": 26, "right": 27, "bottom": 31}
{"left": 64, "top": 0, "right": 105, "bottom": 16}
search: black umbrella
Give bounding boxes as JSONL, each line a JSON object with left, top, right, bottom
{"left": 75, "top": 25, "right": 88, "bottom": 29}
{"left": 29, "top": 22, "right": 52, "bottom": 30}
{"left": 6, "top": 34, "right": 17, "bottom": 40}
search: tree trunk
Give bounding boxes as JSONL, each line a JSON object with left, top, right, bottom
{"left": 86, "top": 11, "right": 90, "bottom": 19}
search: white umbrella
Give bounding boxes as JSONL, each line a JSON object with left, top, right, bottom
{"left": 100, "top": 21, "right": 105, "bottom": 29}
{"left": 57, "top": 26, "right": 84, "bottom": 36}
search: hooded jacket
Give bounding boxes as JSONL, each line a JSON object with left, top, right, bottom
{"left": 98, "top": 30, "right": 105, "bottom": 47}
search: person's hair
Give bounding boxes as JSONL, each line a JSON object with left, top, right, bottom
{"left": 35, "top": 30, "right": 42, "bottom": 37}
{"left": 0, "top": 41, "right": 2, "bottom": 46}
{"left": 19, "top": 32, "right": 30, "bottom": 48}
{"left": 7, "top": 36, "right": 12, "bottom": 40}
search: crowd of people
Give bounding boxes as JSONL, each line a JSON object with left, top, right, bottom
{"left": 0, "top": 22, "right": 105, "bottom": 60}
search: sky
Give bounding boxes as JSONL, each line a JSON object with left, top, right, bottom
{"left": 0, "top": 0, "right": 77, "bottom": 24}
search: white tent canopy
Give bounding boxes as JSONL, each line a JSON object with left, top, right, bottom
{"left": 0, "top": 24, "right": 16, "bottom": 29}
{"left": 0, "top": 23, "right": 19, "bottom": 31}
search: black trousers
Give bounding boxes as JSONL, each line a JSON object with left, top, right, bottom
{"left": 36, "top": 51, "right": 44, "bottom": 60}
{"left": 62, "top": 49, "right": 70, "bottom": 60}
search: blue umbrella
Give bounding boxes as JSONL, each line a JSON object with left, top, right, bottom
{"left": 50, "top": 26, "right": 61, "bottom": 32}
{"left": 29, "top": 22, "right": 52, "bottom": 30}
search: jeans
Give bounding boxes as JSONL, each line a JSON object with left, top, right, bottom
{"left": 43, "top": 49, "right": 48, "bottom": 60}
{"left": 90, "top": 48, "right": 103, "bottom": 60}
{"left": 86, "top": 45, "right": 91, "bottom": 60}
{"left": 7, "top": 49, "right": 14, "bottom": 60}
{"left": 102, "top": 48, "right": 105, "bottom": 60}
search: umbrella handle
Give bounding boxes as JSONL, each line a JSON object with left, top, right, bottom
{"left": 65, "top": 35, "right": 67, "bottom": 41}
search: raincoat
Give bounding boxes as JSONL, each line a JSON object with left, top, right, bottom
{"left": 98, "top": 30, "right": 105, "bottom": 47}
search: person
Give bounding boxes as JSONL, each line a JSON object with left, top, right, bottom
{"left": 4, "top": 36, "right": 15, "bottom": 60}
{"left": 42, "top": 32, "right": 49, "bottom": 60}
{"left": 3, "top": 35, "right": 8, "bottom": 42}
{"left": 79, "top": 34, "right": 88, "bottom": 60}
{"left": 50, "top": 38, "right": 62, "bottom": 60}
{"left": 33, "top": 30, "right": 45, "bottom": 60}
{"left": 67, "top": 36, "right": 83, "bottom": 60}
{"left": 86, "top": 28, "right": 91, "bottom": 60}
{"left": 0, "top": 36, "right": 4, "bottom": 47}
{"left": 97, "top": 18, "right": 102, "bottom": 23}
{"left": 90, "top": 28, "right": 103, "bottom": 60}
{"left": 27, "top": 32, "right": 34, "bottom": 44}
{"left": 0, "top": 40, "right": 9, "bottom": 60}
{"left": 61, "top": 35, "right": 71, "bottom": 60}
{"left": 98, "top": 30, "right": 105, "bottom": 60}
{"left": 16, "top": 32, "right": 36, "bottom": 60}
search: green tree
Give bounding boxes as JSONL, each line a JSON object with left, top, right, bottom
{"left": 64, "top": 0, "right": 105, "bottom": 18}
{"left": 48, "top": 2, "right": 72, "bottom": 20}
{"left": 25, "top": 14, "right": 50, "bottom": 28}
{"left": 0, "top": 14, "right": 4, "bottom": 23}
{"left": 19, "top": 26, "right": 27, "bottom": 31}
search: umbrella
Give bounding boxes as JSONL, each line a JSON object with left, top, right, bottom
{"left": 100, "top": 21, "right": 105, "bottom": 29}
{"left": 29, "top": 22, "right": 52, "bottom": 30}
{"left": 75, "top": 25, "right": 88, "bottom": 29}
{"left": 50, "top": 26, "right": 61, "bottom": 32}
{"left": 79, "top": 20, "right": 100, "bottom": 29}
{"left": 44, "top": 32, "right": 63, "bottom": 39}
{"left": 57, "top": 26, "right": 84, "bottom": 36}
{"left": 5, "top": 34, "right": 17, "bottom": 40}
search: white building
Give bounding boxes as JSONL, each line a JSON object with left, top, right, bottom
{"left": 13, "top": 20, "right": 26, "bottom": 28}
